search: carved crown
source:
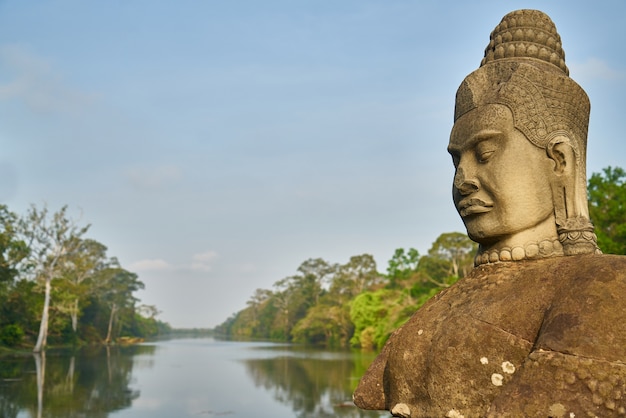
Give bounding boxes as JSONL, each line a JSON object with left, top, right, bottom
{"left": 454, "top": 10, "right": 589, "bottom": 156}
{"left": 481, "top": 9, "right": 568, "bottom": 75}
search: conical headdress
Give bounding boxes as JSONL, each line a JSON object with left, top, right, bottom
{"left": 481, "top": 9, "right": 568, "bottom": 75}
{"left": 454, "top": 9, "right": 589, "bottom": 155}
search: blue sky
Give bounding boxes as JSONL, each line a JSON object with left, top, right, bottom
{"left": 1, "top": 1, "right": 625, "bottom": 328}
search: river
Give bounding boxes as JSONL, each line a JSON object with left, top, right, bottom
{"left": 0, "top": 338, "right": 388, "bottom": 417}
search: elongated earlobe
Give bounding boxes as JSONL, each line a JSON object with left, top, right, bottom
{"left": 546, "top": 135, "right": 599, "bottom": 255}
{"left": 547, "top": 136, "right": 576, "bottom": 223}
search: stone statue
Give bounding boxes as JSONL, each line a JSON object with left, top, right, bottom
{"left": 354, "top": 9, "right": 626, "bottom": 417}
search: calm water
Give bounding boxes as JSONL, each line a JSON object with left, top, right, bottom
{"left": 0, "top": 338, "right": 388, "bottom": 418}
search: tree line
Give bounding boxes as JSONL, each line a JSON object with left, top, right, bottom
{"left": 215, "top": 166, "right": 626, "bottom": 349}
{"left": 0, "top": 204, "right": 170, "bottom": 351}
{"left": 215, "top": 232, "right": 477, "bottom": 349}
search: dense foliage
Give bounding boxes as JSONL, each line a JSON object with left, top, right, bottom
{"left": 0, "top": 204, "right": 170, "bottom": 350}
{"left": 214, "top": 232, "right": 477, "bottom": 350}
{"left": 588, "top": 166, "right": 626, "bottom": 255}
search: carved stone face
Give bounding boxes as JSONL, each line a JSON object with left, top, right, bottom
{"left": 448, "top": 104, "right": 556, "bottom": 246}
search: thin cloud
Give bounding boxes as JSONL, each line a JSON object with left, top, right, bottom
{"left": 125, "top": 164, "right": 183, "bottom": 191}
{"left": 190, "top": 251, "right": 218, "bottom": 272}
{"left": 128, "top": 251, "right": 218, "bottom": 274}
{"left": 0, "top": 43, "right": 96, "bottom": 113}
{"left": 570, "top": 58, "right": 624, "bottom": 81}
{"left": 129, "top": 258, "right": 172, "bottom": 272}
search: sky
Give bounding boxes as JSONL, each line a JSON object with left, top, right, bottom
{"left": 1, "top": 1, "right": 625, "bottom": 328}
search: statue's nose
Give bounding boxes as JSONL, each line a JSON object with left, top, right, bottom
{"left": 454, "top": 167, "right": 479, "bottom": 196}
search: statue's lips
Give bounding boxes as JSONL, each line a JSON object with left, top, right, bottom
{"left": 458, "top": 198, "right": 493, "bottom": 217}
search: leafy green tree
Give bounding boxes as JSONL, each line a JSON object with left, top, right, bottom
{"left": 245, "top": 288, "right": 273, "bottom": 336}
{"left": 129, "top": 304, "right": 162, "bottom": 338}
{"left": 330, "top": 254, "right": 382, "bottom": 301}
{"left": 588, "top": 166, "right": 626, "bottom": 255}
{"left": 0, "top": 205, "right": 30, "bottom": 346}
{"left": 271, "top": 276, "right": 306, "bottom": 340}
{"left": 426, "top": 232, "right": 477, "bottom": 278}
{"left": 291, "top": 304, "right": 352, "bottom": 346}
{"left": 0, "top": 278, "right": 41, "bottom": 346}
{"left": 268, "top": 259, "right": 337, "bottom": 341}
{"left": 56, "top": 238, "right": 109, "bottom": 334}
{"left": 419, "top": 232, "right": 477, "bottom": 287}
{"left": 296, "top": 258, "right": 336, "bottom": 306}
{"left": 384, "top": 248, "right": 425, "bottom": 305}
{"left": 0, "top": 324, "right": 24, "bottom": 347}
{"left": 385, "top": 248, "right": 420, "bottom": 289}
{"left": 349, "top": 290, "right": 391, "bottom": 349}
{"left": 98, "top": 267, "right": 144, "bottom": 344}
{"left": 17, "top": 205, "right": 90, "bottom": 352}
{"left": 0, "top": 205, "right": 28, "bottom": 285}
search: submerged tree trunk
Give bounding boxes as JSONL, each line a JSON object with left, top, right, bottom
{"left": 33, "top": 277, "right": 52, "bottom": 353}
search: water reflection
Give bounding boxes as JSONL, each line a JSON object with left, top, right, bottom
{"left": 241, "top": 346, "right": 384, "bottom": 418}
{"left": 0, "top": 345, "right": 154, "bottom": 418}
{"left": 0, "top": 340, "right": 385, "bottom": 418}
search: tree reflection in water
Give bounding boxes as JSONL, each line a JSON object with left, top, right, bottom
{"left": 242, "top": 348, "right": 386, "bottom": 418}
{"left": 0, "top": 345, "right": 155, "bottom": 418}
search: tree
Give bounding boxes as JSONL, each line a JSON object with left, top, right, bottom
{"left": 427, "top": 232, "right": 477, "bottom": 278}
{"left": 386, "top": 248, "right": 420, "bottom": 289}
{"left": 57, "top": 238, "right": 109, "bottom": 334}
{"left": 245, "top": 288, "right": 273, "bottom": 334}
{"left": 291, "top": 304, "right": 352, "bottom": 346}
{"left": 0, "top": 205, "right": 29, "bottom": 284}
{"left": 296, "top": 258, "right": 336, "bottom": 306}
{"left": 131, "top": 304, "right": 162, "bottom": 338}
{"left": 0, "top": 205, "right": 30, "bottom": 346}
{"left": 588, "top": 166, "right": 626, "bottom": 255}
{"left": 98, "top": 267, "right": 144, "bottom": 344}
{"left": 271, "top": 276, "right": 305, "bottom": 340}
{"left": 330, "top": 254, "right": 382, "bottom": 301}
{"left": 419, "top": 232, "right": 477, "bottom": 287}
{"left": 349, "top": 290, "right": 390, "bottom": 349}
{"left": 17, "top": 205, "right": 90, "bottom": 352}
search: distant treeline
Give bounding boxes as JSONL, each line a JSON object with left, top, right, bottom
{"left": 0, "top": 204, "right": 171, "bottom": 351}
{"left": 214, "top": 166, "right": 626, "bottom": 349}
{"left": 166, "top": 328, "right": 213, "bottom": 337}
{"left": 214, "top": 232, "right": 477, "bottom": 350}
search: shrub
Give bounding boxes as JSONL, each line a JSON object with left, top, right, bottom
{"left": 0, "top": 324, "right": 24, "bottom": 347}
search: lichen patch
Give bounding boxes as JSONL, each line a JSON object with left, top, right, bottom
{"left": 480, "top": 357, "right": 489, "bottom": 365}
{"left": 446, "top": 409, "right": 465, "bottom": 418}
{"left": 501, "top": 361, "right": 516, "bottom": 374}
{"left": 491, "top": 373, "right": 503, "bottom": 386}
{"left": 547, "top": 403, "right": 566, "bottom": 417}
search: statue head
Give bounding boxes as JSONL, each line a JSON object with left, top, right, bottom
{"left": 448, "top": 9, "right": 600, "bottom": 265}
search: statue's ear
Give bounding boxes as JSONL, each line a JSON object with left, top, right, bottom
{"left": 546, "top": 134, "right": 582, "bottom": 230}
{"left": 546, "top": 135, "right": 576, "bottom": 176}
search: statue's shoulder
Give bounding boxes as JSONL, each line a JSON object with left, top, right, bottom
{"left": 537, "top": 254, "right": 626, "bottom": 361}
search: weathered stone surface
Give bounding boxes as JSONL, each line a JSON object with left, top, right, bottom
{"left": 355, "top": 255, "right": 626, "bottom": 417}
{"left": 354, "top": 9, "right": 626, "bottom": 417}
